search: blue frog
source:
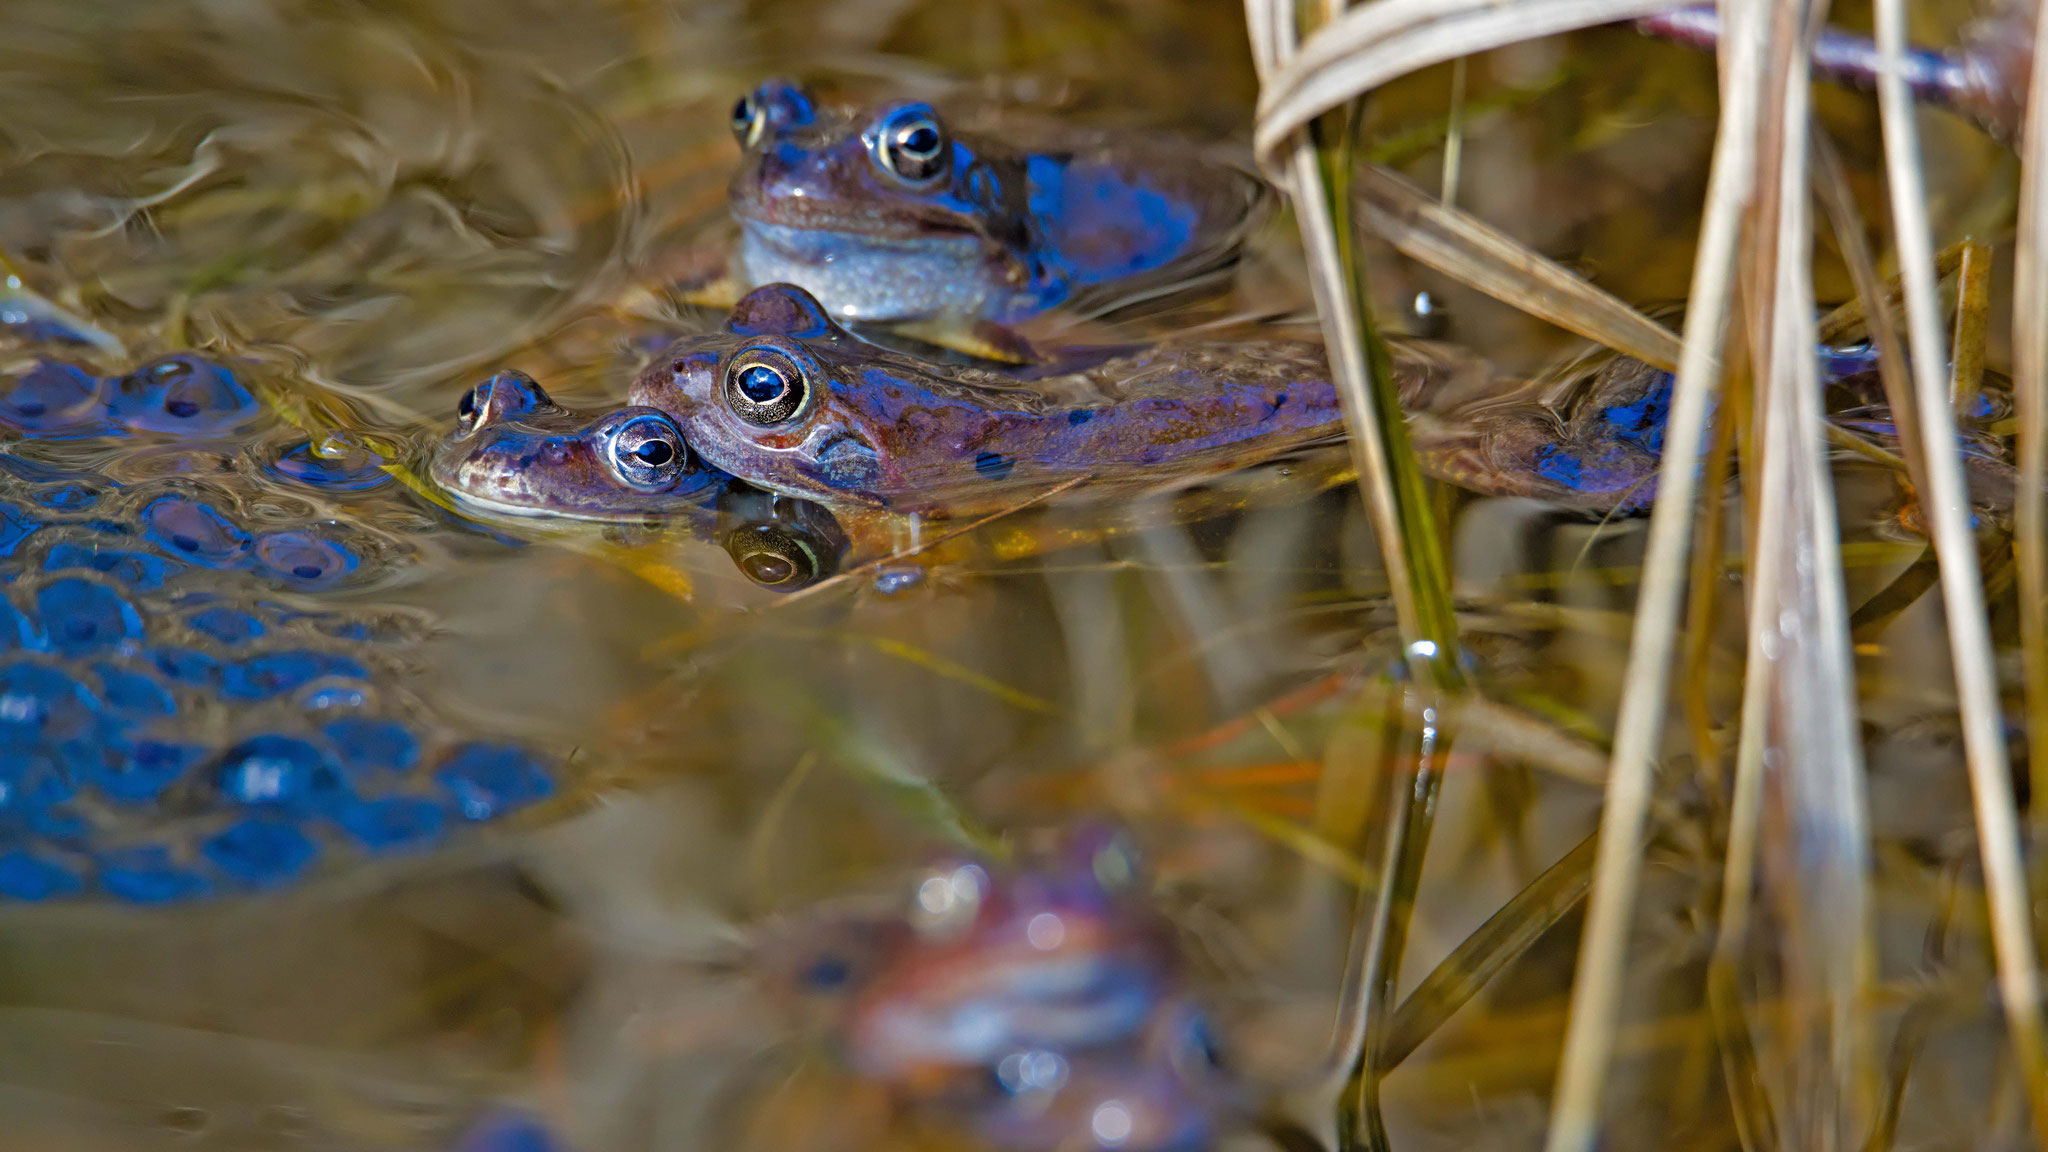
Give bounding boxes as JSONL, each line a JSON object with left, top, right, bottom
{"left": 722, "top": 80, "right": 1271, "bottom": 328}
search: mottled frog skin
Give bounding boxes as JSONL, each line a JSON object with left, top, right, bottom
{"left": 444, "top": 285, "right": 1995, "bottom": 529}
{"left": 429, "top": 369, "right": 723, "bottom": 521}
{"left": 726, "top": 79, "right": 1271, "bottom": 326}
{"left": 753, "top": 827, "right": 1231, "bottom": 1152}
{"left": 0, "top": 351, "right": 558, "bottom": 904}
{"left": 427, "top": 369, "right": 853, "bottom": 591}
{"left": 634, "top": 284, "right": 1364, "bottom": 515}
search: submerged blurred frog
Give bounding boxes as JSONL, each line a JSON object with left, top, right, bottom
{"left": 686, "top": 79, "right": 1270, "bottom": 338}
{"left": 749, "top": 826, "right": 1234, "bottom": 1152}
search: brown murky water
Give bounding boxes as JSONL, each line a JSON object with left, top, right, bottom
{"left": 0, "top": 0, "right": 2025, "bottom": 1149}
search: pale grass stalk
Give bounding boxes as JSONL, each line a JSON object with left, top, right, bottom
{"left": 1542, "top": 0, "right": 1768, "bottom": 1147}
{"left": 2017, "top": 0, "right": 2048, "bottom": 855}
{"left": 1748, "top": 2, "right": 1874, "bottom": 1134}
{"left": 1715, "top": 623, "right": 1778, "bottom": 1149}
{"left": 1356, "top": 167, "right": 1684, "bottom": 369}
{"left": 1254, "top": 0, "right": 1685, "bottom": 156}
{"left": 1872, "top": 0, "right": 2048, "bottom": 1141}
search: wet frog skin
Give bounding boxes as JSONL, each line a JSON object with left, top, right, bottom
{"left": 429, "top": 369, "right": 721, "bottom": 521}
{"left": 450, "top": 285, "right": 1983, "bottom": 527}
{"left": 725, "top": 79, "right": 1271, "bottom": 326}
{"left": 428, "top": 369, "right": 853, "bottom": 591}
{"left": 634, "top": 284, "right": 1365, "bottom": 516}
{"left": 634, "top": 283, "right": 1721, "bottom": 517}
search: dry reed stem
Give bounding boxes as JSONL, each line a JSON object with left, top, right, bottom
{"left": 1542, "top": 0, "right": 1767, "bottom": 1144}
{"left": 1872, "top": 0, "right": 2048, "bottom": 1140}
{"left": 1737, "top": 2, "right": 1875, "bottom": 1132}
{"left": 2018, "top": 0, "right": 2048, "bottom": 864}
{"left": 1355, "top": 167, "right": 1686, "bottom": 369}
{"left": 1253, "top": 0, "right": 1686, "bottom": 160}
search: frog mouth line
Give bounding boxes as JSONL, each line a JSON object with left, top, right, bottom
{"left": 732, "top": 210, "right": 985, "bottom": 252}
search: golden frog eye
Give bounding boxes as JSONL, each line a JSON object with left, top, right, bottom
{"left": 723, "top": 347, "right": 810, "bottom": 426}
{"left": 725, "top": 522, "right": 824, "bottom": 589}
{"left": 870, "top": 104, "right": 949, "bottom": 184}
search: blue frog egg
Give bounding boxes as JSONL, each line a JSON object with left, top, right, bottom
{"left": 30, "top": 483, "right": 101, "bottom": 511}
{"left": 92, "top": 663, "right": 176, "bottom": 720}
{"left": 221, "top": 650, "right": 369, "bottom": 701}
{"left": 97, "top": 843, "right": 213, "bottom": 904}
{"left": 90, "top": 739, "right": 204, "bottom": 803}
{"left": 323, "top": 717, "right": 419, "bottom": 776}
{"left": 214, "top": 733, "right": 352, "bottom": 814}
{"left": 300, "top": 682, "right": 369, "bottom": 710}
{"left": 253, "top": 530, "right": 361, "bottom": 588}
{"left": 334, "top": 795, "right": 447, "bottom": 854}
{"left": 435, "top": 743, "right": 555, "bottom": 822}
{"left": 149, "top": 646, "right": 223, "bottom": 687}
{"left": 0, "top": 658, "right": 102, "bottom": 748}
{"left": 200, "top": 816, "right": 317, "bottom": 889}
{"left": 0, "top": 502, "right": 42, "bottom": 559}
{"left": 106, "top": 354, "right": 259, "bottom": 435}
{"left": 0, "top": 747, "right": 78, "bottom": 814}
{"left": 186, "top": 606, "right": 266, "bottom": 645}
{"left": 268, "top": 437, "right": 392, "bottom": 492}
{"left": 0, "top": 850, "right": 84, "bottom": 901}
{"left": 43, "top": 542, "right": 181, "bottom": 591}
{"left": 33, "top": 577, "right": 144, "bottom": 656}
{"left": 140, "top": 494, "right": 251, "bottom": 568}
{"left": 0, "top": 594, "right": 37, "bottom": 649}
{"left": 0, "top": 360, "right": 108, "bottom": 436}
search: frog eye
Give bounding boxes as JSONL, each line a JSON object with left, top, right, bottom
{"left": 456, "top": 370, "right": 550, "bottom": 434}
{"left": 730, "top": 92, "right": 764, "bottom": 147}
{"left": 724, "top": 522, "right": 825, "bottom": 590}
{"left": 871, "top": 105, "right": 948, "bottom": 184}
{"left": 723, "top": 347, "right": 810, "bottom": 426}
{"left": 603, "top": 411, "right": 690, "bottom": 491}
{"left": 733, "top": 79, "right": 815, "bottom": 148}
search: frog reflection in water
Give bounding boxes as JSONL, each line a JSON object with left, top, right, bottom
{"left": 428, "top": 369, "right": 850, "bottom": 591}
{"left": 752, "top": 827, "right": 1231, "bottom": 1152}
{"left": 717, "top": 79, "right": 1270, "bottom": 329}
{"left": 0, "top": 350, "right": 558, "bottom": 904}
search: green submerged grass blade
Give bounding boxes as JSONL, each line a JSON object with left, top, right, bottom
{"left": 1248, "top": 2, "right": 1468, "bottom": 1143}
{"left": 1380, "top": 831, "right": 1596, "bottom": 1069}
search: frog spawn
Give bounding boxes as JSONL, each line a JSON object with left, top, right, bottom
{"left": 0, "top": 356, "right": 557, "bottom": 904}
